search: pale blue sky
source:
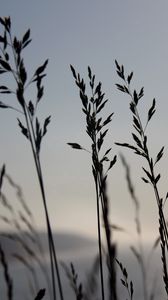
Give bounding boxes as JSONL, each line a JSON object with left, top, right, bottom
{"left": 0, "top": 1, "right": 168, "bottom": 243}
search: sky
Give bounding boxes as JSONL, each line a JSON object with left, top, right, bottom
{"left": 0, "top": 0, "right": 168, "bottom": 245}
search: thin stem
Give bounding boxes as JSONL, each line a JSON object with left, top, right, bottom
{"left": 37, "top": 161, "right": 64, "bottom": 300}
{"left": 95, "top": 173, "right": 105, "bottom": 300}
{"left": 25, "top": 105, "right": 64, "bottom": 300}
{"left": 0, "top": 21, "right": 64, "bottom": 300}
{"left": 138, "top": 236, "right": 148, "bottom": 300}
{"left": 153, "top": 183, "right": 168, "bottom": 250}
{"left": 92, "top": 100, "right": 105, "bottom": 300}
{"left": 98, "top": 171, "right": 117, "bottom": 300}
{"left": 23, "top": 104, "right": 56, "bottom": 300}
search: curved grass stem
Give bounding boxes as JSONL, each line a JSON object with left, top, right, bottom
{"left": 23, "top": 103, "right": 64, "bottom": 300}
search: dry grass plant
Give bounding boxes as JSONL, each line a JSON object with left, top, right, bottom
{"left": 0, "top": 17, "right": 63, "bottom": 300}
{"left": 115, "top": 60, "right": 168, "bottom": 297}
{"left": 68, "top": 66, "right": 117, "bottom": 300}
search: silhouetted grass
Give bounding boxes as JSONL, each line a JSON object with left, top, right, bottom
{"left": 0, "top": 17, "right": 62, "bottom": 300}
{"left": 115, "top": 60, "right": 168, "bottom": 298}
{"left": 62, "top": 263, "right": 83, "bottom": 300}
{"left": 0, "top": 165, "right": 51, "bottom": 299}
{"left": 120, "top": 154, "right": 160, "bottom": 300}
{"left": 69, "top": 65, "right": 117, "bottom": 300}
{"left": 116, "top": 259, "right": 133, "bottom": 300}
{"left": 0, "top": 15, "right": 168, "bottom": 300}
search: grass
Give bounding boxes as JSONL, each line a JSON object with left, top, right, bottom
{"left": 68, "top": 65, "right": 117, "bottom": 300}
{"left": 0, "top": 16, "right": 62, "bottom": 300}
{"left": 0, "top": 166, "right": 51, "bottom": 299}
{"left": 0, "top": 16, "right": 167, "bottom": 300}
{"left": 114, "top": 60, "right": 168, "bottom": 297}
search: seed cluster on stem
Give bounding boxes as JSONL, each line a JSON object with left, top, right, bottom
{"left": 115, "top": 60, "right": 168, "bottom": 297}
{"left": 0, "top": 17, "right": 63, "bottom": 300}
{"left": 69, "top": 65, "right": 117, "bottom": 300}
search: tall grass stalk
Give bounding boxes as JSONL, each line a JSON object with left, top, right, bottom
{"left": 69, "top": 65, "right": 117, "bottom": 300}
{"left": 115, "top": 60, "right": 168, "bottom": 296}
{"left": 0, "top": 17, "right": 63, "bottom": 300}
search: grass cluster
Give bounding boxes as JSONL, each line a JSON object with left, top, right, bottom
{"left": 0, "top": 17, "right": 167, "bottom": 300}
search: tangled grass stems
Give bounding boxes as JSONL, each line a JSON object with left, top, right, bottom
{"left": 5, "top": 173, "right": 33, "bottom": 219}
{"left": 12, "top": 252, "right": 39, "bottom": 293}
{"left": 0, "top": 232, "right": 46, "bottom": 281}
{"left": 0, "top": 166, "right": 52, "bottom": 297}
{"left": 4, "top": 171, "right": 48, "bottom": 270}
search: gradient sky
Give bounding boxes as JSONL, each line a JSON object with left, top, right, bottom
{"left": 0, "top": 0, "right": 168, "bottom": 244}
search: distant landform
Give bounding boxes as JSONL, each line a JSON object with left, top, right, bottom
{"left": 0, "top": 230, "right": 165, "bottom": 300}
{"left": 0, "top": 230, "right": 98, "bottom": 262}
